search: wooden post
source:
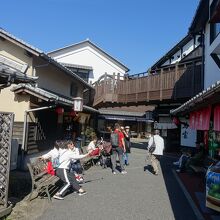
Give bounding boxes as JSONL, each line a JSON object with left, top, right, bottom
{"left": 103, "top": 72, "right": 107, "bottom": 102}
{"left": 192, "top": 61, "right": 195, "bottom": 97}
{"left": 160, "top": 69, "right": 163, "bottom": 101}
{"left": 136, "top": 78, "right": 138, "bottom": 103}
{"left": 112, "top": 72, "right": 115, "bottom": 102}
{"left": 174, "top": 64, "right": 179, "bottom": 100}
{"left": 147, "top": 74, "right": 150, "bottom": 102}
{"left": 117, "top": 73, "right": 121, "bottom": 103}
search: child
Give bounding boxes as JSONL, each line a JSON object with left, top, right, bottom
{"left": 67, "top": 140, "right": 84, "bottom": 183}
{"left": 87, "top": 135, "right": 98, "bottom": 152}
{"left": 53, "top": 140, "right": 90, "bottom": 200}
{"left": 39, "top": 140, "right": 62, "bottom": 171}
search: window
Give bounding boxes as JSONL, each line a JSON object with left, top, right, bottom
{"left": 70, "top": 82, "right": 78, "bottom": 97}
{"left": 210, "top": 22, "right": 220, "bottom": 44}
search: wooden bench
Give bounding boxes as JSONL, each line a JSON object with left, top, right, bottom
{"left": 131, "top": 131, "right": 138, "bottom": 138}
{"left": 27, "top": 159, "right": 60, "bottom": 201}
{"left": 189, "top": 157, "right": 217, "bottom": 175}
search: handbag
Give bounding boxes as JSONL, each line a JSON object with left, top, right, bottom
{"left": 149, "top": 136, "right": 156, "bottom": 154}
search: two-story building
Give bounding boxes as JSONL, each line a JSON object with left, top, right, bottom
{"left": 0, "top": 28, "right": 98, "bottom": 168}
{"left": 48, "top": 39, "right": 129, "bottom": 83}
{"left": 171, "top": 0, "right": 220, "bottom": 156}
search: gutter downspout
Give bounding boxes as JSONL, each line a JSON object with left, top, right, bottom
{"left": 201, "top": 31, "right": 205, "bottom": 90}
{"left": 21, "top": 105, "right": 56, "bottom": 169}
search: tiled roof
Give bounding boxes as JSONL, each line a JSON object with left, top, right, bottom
{"left": 11, "top": 83, "right": 98, "bottom": 112}
{"left": 170, "top": 81, "right": 220, "bottom": 115}
{"left": 0, "top": 28, "right": 42, "bottom": 54}
{"left": 0, "top": 63, "right": 37, "bottom": 87}
{"left": 60, "top": 62, "right": 93, "bottom": 71}
{"left": 99, "top": 109, "right": 145, "bottom": 117}
{"left": 0, "top": 28, "right": 94, "bottom": 90}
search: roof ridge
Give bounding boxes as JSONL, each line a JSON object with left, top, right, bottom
{"left": 47, "top": 39, "right": 129, "bottom": 72}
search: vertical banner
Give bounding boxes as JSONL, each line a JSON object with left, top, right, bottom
{"left": 214, "top": 105, "right": 220, "bottom": 131}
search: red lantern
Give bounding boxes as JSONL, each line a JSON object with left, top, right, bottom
{"left": 55, "top": 107, "right": 64, "bottom": 114}
{"left": 69, "top": 110, "right": 76, "bottom": 117}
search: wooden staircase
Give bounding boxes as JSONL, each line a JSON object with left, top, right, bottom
{"left": 27, "top": 122, "right": 46, "bottom": 154}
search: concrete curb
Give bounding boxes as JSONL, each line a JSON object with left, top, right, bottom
{"left": 172, "top": 169, "right": 205, "bottom": 220}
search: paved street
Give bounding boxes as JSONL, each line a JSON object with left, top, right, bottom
{"left": 38, "top": 142, "right": 197, "bottom": 220}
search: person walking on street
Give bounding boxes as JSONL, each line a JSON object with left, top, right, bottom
{"left": 111, "top": 123, "right": 127, "bottom": 174}
{"left": 148, "top": 130, "right": 164, "bottom": 175}
{"left": 122, "top": 126, "right": 131, "bottom": 166}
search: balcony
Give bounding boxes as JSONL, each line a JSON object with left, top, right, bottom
{"left": 93, "top": 62, "right": 203, "bottom": 107}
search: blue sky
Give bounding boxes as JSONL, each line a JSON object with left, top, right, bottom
{"left": 1, "top": 0, "right": 199, "bottom": 74}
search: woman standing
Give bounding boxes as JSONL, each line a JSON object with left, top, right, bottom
{"left": 123, "top": 126, "right": 131, "bottom": 166}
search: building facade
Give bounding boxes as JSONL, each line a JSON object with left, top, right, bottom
{"left": 0, "top": 28, "right": 97, "bottom": 169}
{"left": 48, "top": 40, "right": 129, "bottom": 83}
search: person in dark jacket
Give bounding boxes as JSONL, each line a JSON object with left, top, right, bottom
{"left": 122, "top": 126, "right": 131, "bottom": 166}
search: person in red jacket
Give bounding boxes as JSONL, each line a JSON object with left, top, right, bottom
{"left": 111, "top": 123, "right": 127, "bottom": 174}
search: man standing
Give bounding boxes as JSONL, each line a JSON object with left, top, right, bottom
{"left": 111, "top": 123, "right": 127, "bottom": 174}
{"left": 148, "top": 130, "right": 164, "bottom": 175}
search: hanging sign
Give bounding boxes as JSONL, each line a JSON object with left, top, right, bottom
{"left": 73, "top": 97, "right": 83, "bottom": 112}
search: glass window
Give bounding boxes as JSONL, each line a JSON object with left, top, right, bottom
{"left": 70, "top": 82, "right": 78, "bottom": 97}
{"left": 210, "top": 23, "right": 220, "bottom": 44}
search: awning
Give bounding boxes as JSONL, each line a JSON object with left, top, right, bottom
{"left": 11, "top": 83, "right": 98, "bottom": 113}
{"left": 154, "top": 122, "right": 177, "bottom": 130}
{"left": 99, "top": 114, "right": 153, "bottom": 122}
{"left": 136, "top": 118, "right": 154, "bottom": 122}
{"left": 83, "top": 105, "right": 99, "bottom": 113}
{"left": 101, "top": 115, "right": 136, "bottom": 121}
{"left": 99, "top": 109, "right": 145, "bottom": 117}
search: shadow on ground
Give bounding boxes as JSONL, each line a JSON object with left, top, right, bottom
{"left": 159, "top": 154, "right": 198, "bottom": 220}
{"left": 131, "top": 141, "right": 148, "bottom": 150}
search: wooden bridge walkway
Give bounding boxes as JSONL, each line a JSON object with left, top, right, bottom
{"left": 93, "top": 61, "right": 202, "bottom": 107}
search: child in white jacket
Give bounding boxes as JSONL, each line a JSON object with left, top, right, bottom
{"left": 40, "top": 140, "right": 61, "bottom": 168}
{"left": 53, "top": 140, "right": 90, "bottom": 200}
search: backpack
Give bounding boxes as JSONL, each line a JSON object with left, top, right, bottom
{"left": 148, "top": 136, "right": 156, "bottom": 154}
{"left": 111, "top": 132, "right": 119, "bottom": 148}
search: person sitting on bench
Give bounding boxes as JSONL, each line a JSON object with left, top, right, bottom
{"left": 173, "top": 148, "right": 191, "bottom": 173}
{"left": 185, "top": 143, "right": 207, "bottom": 171}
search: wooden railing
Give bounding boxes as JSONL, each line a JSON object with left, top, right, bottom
{"left": 93, "top": 62, "right": 202, "bottom": 107}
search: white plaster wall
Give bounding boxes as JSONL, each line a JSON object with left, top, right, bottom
{"left": 182, "top": 40, "right": 195, "bottom": 57}
{"left": 171, "top": 50, "right": 181, "bottom": 64}
{"left": 52, "top": 46, "right": 126, "bottom": 83}
{"left": 162, "top": 37, "right": 198, "bottom": 66}
{"left": 204, "top": 23, "right": 220, "bottom": 89}
{"left": 161, "top": 60, "right": 170, "bottom": 67}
